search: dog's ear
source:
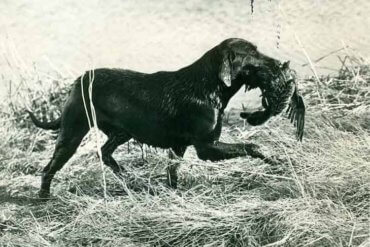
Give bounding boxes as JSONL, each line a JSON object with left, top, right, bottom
{"left": 219, "top": 51, "right": 241, "bottom": 87}
{"left": 219, "top": 52, "right": 233, "bottom": 87}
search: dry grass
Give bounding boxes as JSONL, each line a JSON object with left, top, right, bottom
{"left": 0, "top": 57, "right": 369, "bottom": 246}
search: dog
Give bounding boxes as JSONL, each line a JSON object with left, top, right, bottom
{"left": 28, "top": 38, "right": 305, "bottom": 198}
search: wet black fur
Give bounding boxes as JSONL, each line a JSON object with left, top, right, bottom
{"left": 28, "top": 38, "right": 289, "bottom": 198}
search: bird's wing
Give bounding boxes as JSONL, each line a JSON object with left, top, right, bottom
{"left": 286, "top": 87, "right": 305, "bottom": 141}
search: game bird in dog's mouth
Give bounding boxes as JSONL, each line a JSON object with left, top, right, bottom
{"left": 240, "top": 61, "right": 305, "bottom": 141}
{"left": 27, "top": 38, "right": 305, "bottom": 198}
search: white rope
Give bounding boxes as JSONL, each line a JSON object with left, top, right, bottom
{"left": 80, "top": 69, "right": 107, "bottom": 199}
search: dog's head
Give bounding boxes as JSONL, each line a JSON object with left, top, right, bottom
{"left": 218, "top": 38, "right": 281, "bottom": 89}
{"left": 218, "top": 38, "right": 296, "bottom": 116}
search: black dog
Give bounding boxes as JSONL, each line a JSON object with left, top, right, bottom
{"left": 28, "top": 38, "right": 305, "bottom": 198}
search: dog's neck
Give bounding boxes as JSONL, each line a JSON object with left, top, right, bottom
{"left": 178, "top": 49, "right": 221, "bottom": 90}
{"left": 160, "top": 48, "right": 248, "bottom": 116}
{"left": 176, "top": 48, "right": 245, "bottom": 110}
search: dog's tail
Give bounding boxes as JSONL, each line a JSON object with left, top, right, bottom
{"left": 26, "top": 110, "right": 61, "bottom": 130}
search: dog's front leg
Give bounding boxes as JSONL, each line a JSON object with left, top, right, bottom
{"left": 195, "top": 141, "right": 277, "bottom": 165}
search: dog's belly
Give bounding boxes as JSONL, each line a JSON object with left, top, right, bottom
{"left": 103, "top": 103, "right": 219, "bottom": 148}
{"left": 118, "top": 119, "right": 193, "bottom": 148}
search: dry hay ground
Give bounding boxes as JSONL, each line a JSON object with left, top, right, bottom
{"left": 0, "top": 59, "right": 369, "bottom": 246}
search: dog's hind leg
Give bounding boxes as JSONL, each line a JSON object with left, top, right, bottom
{"left": 167, "top": 146, "right": 187, "bottom": 189}
{"left": 168, "top": 146, "right": 187, "bottom": 159}
{"left": 39, "top": 125, "right": 88, "bottom": 198}
{"left": 101, "top": 132, "right": 131, "bottom": 174}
